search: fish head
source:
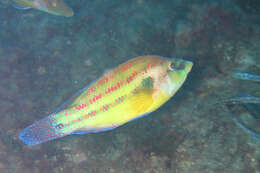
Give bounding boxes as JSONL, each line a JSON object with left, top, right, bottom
{"left": 35, "top": 0, "right": 74, "bottom": 17}
{"left": 150, "top": 57, "right": 193, "bottom": 97}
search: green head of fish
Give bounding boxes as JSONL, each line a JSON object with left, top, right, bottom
{"left": 159, "top": 58, "right": 193, "bottom": 97}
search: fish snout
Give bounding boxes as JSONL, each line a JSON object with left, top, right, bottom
{"left": 184, "top": 60, "right": 193, "bottom": 73}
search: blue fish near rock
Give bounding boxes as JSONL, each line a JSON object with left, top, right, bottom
{"left": 222, "top": 72, "right": 260, "bottom": 141}
{"left": 233, "top": 72, "right": 260, "bottom": 82}
{"left": 221, "top": 94, "right": 260, "bottom": 105}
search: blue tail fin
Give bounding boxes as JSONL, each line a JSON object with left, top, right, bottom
{"left": 19, "top": 115, "right": 68, "bottom": 146}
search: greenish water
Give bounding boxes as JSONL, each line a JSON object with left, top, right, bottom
{"left": 0, "top": 0, "right": 259, "bottom": 172}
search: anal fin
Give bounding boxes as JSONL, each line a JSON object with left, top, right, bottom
{"left": 72, "top": 124, "right": 119, "bottom": 135}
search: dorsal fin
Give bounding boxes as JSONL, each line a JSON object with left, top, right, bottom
{"left": 55, "top": 86, "right": 88, "bottom": 113}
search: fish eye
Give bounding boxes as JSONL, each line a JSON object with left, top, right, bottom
{"left": 168, "top": 61, "right": 186, "bottom": 72}
{"left": 168, "top": 62, "right": 175, "bottom": 72}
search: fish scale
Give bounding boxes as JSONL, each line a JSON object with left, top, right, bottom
{"left": 57, "top": 57, "right": 162, "bottom": 130}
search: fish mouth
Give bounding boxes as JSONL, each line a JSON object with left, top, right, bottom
{"left": 184, "top": 60, "right": 193, "bottom": 73}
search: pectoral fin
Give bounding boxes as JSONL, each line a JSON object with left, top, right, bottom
{"left": 129, "top": 88, "right": 155, "bottom": 115}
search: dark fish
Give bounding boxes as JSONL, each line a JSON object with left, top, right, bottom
{"left": 230, "top": 114, "right": 260, "bottom": 141}
{"left": 221, "top": 94, "right": 260, "bottom": 105}
{"left": 221, "top": 94, "right": 260, "bottom": 141}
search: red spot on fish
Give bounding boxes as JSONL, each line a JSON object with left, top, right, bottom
{"left": 84, "top": 111, "right": 96, "bottom": 119}
{"left": 87, "top": 87, "right": 95, "bottom": 95}
{"left": 74, "top": 104, "right": 87, "bottom": 111}
{"left": 98, "top": 72, "right": 115, "bottom": 86}
{"left": 117, "top": 82, "right": 121, "bottom": 88}
{"left": 102, "top": 104, "right": 110, "bottom": 111}
{"left": 64, "top": 111, "right": 71, "bottom": 116}
{"left": 115, "top": 96, "right": 124, "bottom": 103}
{"left": 144, "top": 67, "right": 147, "bottom": 73}
{"left": 90, "top": 93, "right": 102, "bottom": 104}
{"left": 47, "top": 130, "right": 57, "bottom": 137}
{"left": 65, "top": 121, "right": 71, "bottom": 126}
{"left": 121, "top": 63, "right": 132, "bottom": 72}
{"left": 55, "top": 123, "right": 64, "bottom": 129}
{"left": 58, "top": 132, "right": 64, "bottom": 136}
{"left": 160, "top": 61, "right": 165, "bottom": 65}
{"left": 109, "top": 72, "right": 115, "bottom": 79}
{"left": 105, "top": 76, "right": 109, "bottom": 83}
{"left": 105, "top": 84, "right": 119, "bottom": 94}
{"left": 126, "top": 71, "right": 139, "bottom": 83}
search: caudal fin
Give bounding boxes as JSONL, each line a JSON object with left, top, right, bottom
{"left": 19, "top": 115, "right": 68, "bottom": 146}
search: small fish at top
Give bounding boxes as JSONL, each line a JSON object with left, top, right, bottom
{"left": 19, "top": 55, "right": 193, "bottom": 146}
{"left": 233, "top": 72, "right": 260, "bottom": 82}
{"left": 11, "top": 0, "right": 74, "bottom": 17}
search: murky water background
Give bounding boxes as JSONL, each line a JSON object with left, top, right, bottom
{"left": 0, "top": 0, "right": 259, "bottom": 172}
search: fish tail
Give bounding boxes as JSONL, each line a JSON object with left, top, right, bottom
{"left": 19, "top": 115, "right": 68, "bottom": 146}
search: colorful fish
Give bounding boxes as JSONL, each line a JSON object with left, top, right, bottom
{"left": 19, "top": 56, "right": 193, "bottom": 146}
{"left": 11, "top": 0, "right": 74, "bottom": 17}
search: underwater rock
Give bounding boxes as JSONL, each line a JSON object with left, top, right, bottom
{"left": 173, "top": 20, "right": 193, "bottom": 49}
